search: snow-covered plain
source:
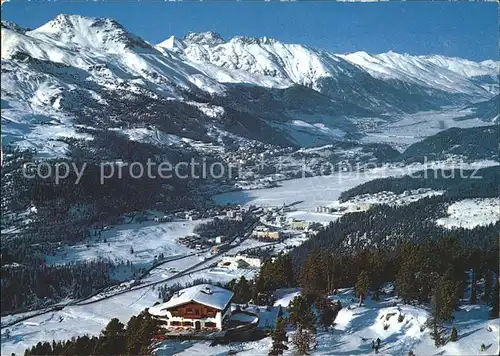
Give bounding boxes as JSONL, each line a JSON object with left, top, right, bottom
{"left": 436, "top": 198, "right": 500, "bottom": 229}
{"left": 45, "top": 215, "right": 210, "bottom": 268}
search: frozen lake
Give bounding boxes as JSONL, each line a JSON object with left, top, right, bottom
{"left": 214, "top": 161, "right": 499, "bottom": 221}
{"left": 215, "top": 164, "right": 422, "bottom": 210}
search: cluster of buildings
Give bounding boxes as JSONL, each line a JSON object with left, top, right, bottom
{"left": 259, "top": 212, "right": 286, "bottom": 228}
{"left": 151, "top": 205, "right": 252, "bottom": 225}
{"left": 178, "top": 234, "right": 231, "bottom": 251}
{"left": 178, "top": 235, "right": 211, "bottom": 250}
{"left": 258, "top": 205, "right": 313, "bottom": 230}
{"left": 249, "top": 204, "right": 322, "bottom": 240}
{"left": 153, "top": 215, "right": 173, "bottom": 223}
{"left": 221, "top": 144, "right": 294, "bottom": 172}
{"left": 226, "top": 209, "right": 244, "bottom": 221}
{"left": 315, "top": 206, "right": 346, "bottom": 213}
{"left": 170, "top": 206, "right": 235, "bottom": 222}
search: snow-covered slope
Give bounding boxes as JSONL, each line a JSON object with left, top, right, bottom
{"left": 161, "top": 33, "right": 497, "bottom": 113}
{"left": 180, "top": 33, "right": 340, "bottom": 87}
{"left": 151, "top": 289, "right": 500, "bottom": 356}
{"left": 1, "top": 15, "right": 225, "bottom": 97}
{"left": 1, "top": 16, "right": 375, "bottom": 154}
{"left": 1, "top": 14, "right": 498, "bottom": 157}
{"left": 342, "top": 51, "right": 497, "bottom": 98}
{"left": 436, "top": 198, "right": 500, "bottom": 229}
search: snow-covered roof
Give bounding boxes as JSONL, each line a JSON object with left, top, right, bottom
{"left": 149, "top": 284, "right": 234, "bottom": 315}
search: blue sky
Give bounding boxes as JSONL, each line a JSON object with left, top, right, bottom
{"left": 2, "top": 1, "right": 498, "bottom": 61}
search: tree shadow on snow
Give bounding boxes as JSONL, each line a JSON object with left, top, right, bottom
{"left": 458, "top": 327, "right": 483, "bottom": 339}
{"left": 346, "top": 307, "right": 382, "bottom": 333}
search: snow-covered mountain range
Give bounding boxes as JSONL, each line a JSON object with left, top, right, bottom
{"left": 1, "top": 14, "right": 498, "bottom": 156}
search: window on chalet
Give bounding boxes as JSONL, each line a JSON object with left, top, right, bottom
{"left": 182, "top": 321, "right": 193, "bottom": 326}
{"left": 204, "top": 322, "right": 216, "bottom": 328}
{"left": 205, "top": 308, "right": 216, "bottom": 316}
{"left": 170, "top": 321, "right": 181, "bottom": 326}
{"left": 186, "top": 307, "right": 194, "bottom": 313}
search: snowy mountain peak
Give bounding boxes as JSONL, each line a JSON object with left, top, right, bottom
{"left": 1, "top": 20, "right": 28, "bottom": 33}
{"left": 28, "top": 14, "right": 151, "bottom": 51}
{"left": 183, "top": 31, "right": 225, "bottom": 46}
{"left": 2, "top": 15, "right": 499, "bottom": 159}
{"left": 156, "top": 35, "right": 186, "bottom": 53}
{"left": 230, "top": 35, "right": 278, "bottom": 46}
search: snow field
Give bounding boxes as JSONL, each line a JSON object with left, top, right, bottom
{"left": 436, "top": 198, "right": 500, "bottom": 229}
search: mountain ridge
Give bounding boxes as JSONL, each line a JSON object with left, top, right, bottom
{"left": 1, "top": 14, "right": 498, "bottom": 157}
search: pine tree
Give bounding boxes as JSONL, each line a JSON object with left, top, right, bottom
{"left": 368, "top": 249, "right": 387, "bottom": 290}
{"left": 355, "top": 270, "right": 370, "bottom": 306}
{"left": 431, "top": 323, "right": 441, "bottom": 347}
{"left": 489, "top": 279, "right": 499, "bottom": 319}
{"left": 269, "top": 317, "right": 288, "bottom": 355}
{"left": 318, "top": 297, "right": 335, "bottom": 331}
{"left": 233, "top": 276, "right": 252, "bottom": 304}
{"left": 288, "top": 295, "right": 316, "bottom": 332}
{"left": 300, "top": 252, "right": 328, "bottom": 296}
{"left": 257, "top": 254, "right": 294, "bottom": 293}
{"left": 429, "top": 278, "right": 458, "bottom": 348}
{"left": 395, "top": 244, "right": 418, "bottom": 303}
{"left": 431, "top": 278, "right": 458, "bottom": 324}
{"left": 470, "top": 269, "right": 477, "bottom": 304}
{"left": 291, "top": 327, "right": 315, "bottom": 355}
{"left": 450, "top": 326, "right": 458, "bottom": 342}
{"left": 97, "top": 318, "right": 126, "bottom": 355}
{"left": 482, "top": 270, "right": 492, "bottom": 303}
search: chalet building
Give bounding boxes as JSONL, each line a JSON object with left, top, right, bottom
{"left": 148, "top": 284, "right": 233, "bottom": 331}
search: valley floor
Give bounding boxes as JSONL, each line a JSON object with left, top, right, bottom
{"left": 360, "top": 107, "right": 495, "bottom": 151}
